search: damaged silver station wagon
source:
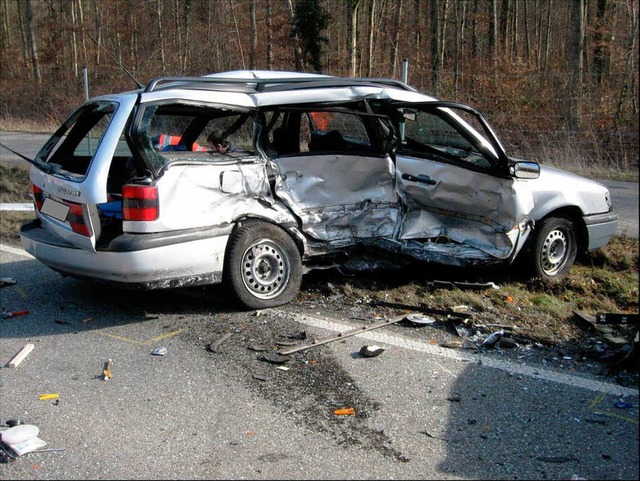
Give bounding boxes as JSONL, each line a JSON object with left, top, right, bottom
{"left": 19, "top": 70, "right": 618, "bottom": 309}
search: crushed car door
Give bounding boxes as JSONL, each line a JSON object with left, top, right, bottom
{"left": 389, "top": 102, "right": 534, "bottom": 260}
{"left": 268, "top": 108, "right": 399, "bottom": 243}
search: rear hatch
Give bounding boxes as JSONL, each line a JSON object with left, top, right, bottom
{"left": 29, "top": 94, "right": 138, "bottom": 252}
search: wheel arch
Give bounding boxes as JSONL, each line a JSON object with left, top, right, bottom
{"left": 534, "top": 206, "right": 588, "bottom": 254}
{"left": 228, "top": 216, "right": 306, "bottom": 259}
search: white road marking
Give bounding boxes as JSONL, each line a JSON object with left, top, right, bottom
{"left": 278, "top": 310, "right": 639, "bottom": 398}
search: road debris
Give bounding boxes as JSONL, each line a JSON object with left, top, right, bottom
{"left": 333, "top": 407, "right": 355, "bottom": 415}
{"left": 573, "top": 311, "right": 629, "bottom": 346}
{"left": 261, "top": 352, "right": 291, "bottom": 364}
{"left": 1, "top": 424, "right": 47, "bottom": 456}
{"left": 405, "top": 313, "right": 436, "bottom": 325}
{"left": 359, "top": 345, "right": 385, "bottom": 357}
{"left": 595, "top": 312, "right": 639, "bottom": 325}
{"left": 370, "top": 301, "right": 475, "bottom": 321}
{"left": 38, "top": 393, "right": 59, "bottom": 401}
{"left": 103, "top": 359, "right": 112, "bottom": 380}
{"left": 277, "top": 314, "right": 407, "bottom": 355}
{"left": 207, "top": 333, "right": 233, "bottom": 353}
{"left": 0, "top": 278, "right": 17, "bottom": 288}
{"left": 7, "top": 343, "right": 34, "bottom": 368}
{"left": 2, "top": 309, "right": 29, "bottom": 318}
{"left": 151, "top": 346, "right": 167, "bottom": 356}
{"left": 482, "top": 331, "right": 504, "bottom": 347}
{"left": 419, "top": 430, "right": 450, "bottom": 442}
{"left": 427, "top": 280, "right": 500, "bottom": 290}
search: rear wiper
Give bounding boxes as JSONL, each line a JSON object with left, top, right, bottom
{"left": 0, "top": 142, "right": 56, "bottom": 174}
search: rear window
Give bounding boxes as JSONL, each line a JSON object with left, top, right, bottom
{"left": 43, "top": 101, "right": 129, "bottom": 180}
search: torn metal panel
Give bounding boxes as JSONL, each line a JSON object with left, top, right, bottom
{"left": 395, "top": 155, "right": 534, "bottom": 259}
{"left": 361, "top": 237, "right": 500, "bottom": 267}
{"left": 399, "top": 209, "right": 531, "bottom": 259}
{"left": 274, "top": 153, "right": 398, "bottom": 241}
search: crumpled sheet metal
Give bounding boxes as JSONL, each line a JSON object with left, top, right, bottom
{"left": 125, "top": 161, "right": 296, "bottom": 233}
{"left": 395, "top": 160, "right": 534, "bottom": 259}
{"left": 398, "top": 209, "right": 529, "bottom": 259}
{"left": 274, "top": 154, "right": 398, "bottom": 241}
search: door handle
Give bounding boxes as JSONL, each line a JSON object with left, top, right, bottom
{"left": 401, "top": 173, "right": 436, "bottom": 185}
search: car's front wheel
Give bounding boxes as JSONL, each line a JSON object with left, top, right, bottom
{"left": 224, "top": 222, "right": 302, "bottom": 310}
{"left": 526, "top": 216, "right": 577, "bottom": 281}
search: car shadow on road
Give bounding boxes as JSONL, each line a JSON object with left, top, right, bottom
{"left": 0, "top": 257, "right": 243, "bottom": 339}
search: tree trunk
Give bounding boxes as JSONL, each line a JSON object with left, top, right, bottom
{"left": 77, "top": 0, "right": 87, "bottom": 68}
{"left": 543, "top": 0, "right": 552, "bottom": 72}
{"left": 266, "top": 0, "right": 273, "bottom": 70}
{"left": 181, "top": 0, "right": 191, "bottom": 73}
{"left": 250, "top": 0, "right": 257, "bottom": 69}
{"left": 286, "top": 0, "right": 304, "bottom": 71}
{"left": 614, "top": 2, "right": 639, "bottom": 121}
{"left": 567, "top": 0, "right": 584, "bottom": 131}
{"left": 593, "top": 0, "right": 611, "bottom": 85}
{"left": 24, "top": 0, "right": 41, "bottom": 83}
{"left": 390, "top": 0, "right": 402, "bottom": 78}
{"left": 70, "top": 0, "right": 79, "bottom": 77}
{"left": 229, "top": 0, "right": 245, "bottom": 69}
{"left": 348, "top": 0, "right": 360, "bottom": 77}
{"left": 430, "top": 0, "right": 441, "bottom": 93}
{"left": 366, "top": 0, "right": 376, "bottom": 77}
{"left": 489, "top": 0, "right": 498, "bottom": 77}
{"left": 156, "top": 0, "right": 165, "bottom": 73}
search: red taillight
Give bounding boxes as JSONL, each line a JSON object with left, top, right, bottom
{"left": 32, "top": 184, "right": 43, "bottom": 211}
{"left": 122, "top": 185, "right": 159, "bottom": 221}
{"left": 68, "top": 203, "right": 90, "bottom": 236}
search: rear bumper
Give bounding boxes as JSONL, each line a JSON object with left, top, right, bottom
{"left": 584, "top": 211, "right": 619, "bottom": 250}
{"left": 20, "top": 220, "right": 230, "bottom": 288}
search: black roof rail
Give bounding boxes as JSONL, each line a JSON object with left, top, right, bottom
{"left": 144, "top": 75, "right": 417, "bottom": 94}
{"left": 259, "top": 77, "right": 417, "bottom": 93}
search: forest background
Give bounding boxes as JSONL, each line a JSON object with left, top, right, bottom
{"left": 0, "top": 0, "right": 638, "bottom": 179}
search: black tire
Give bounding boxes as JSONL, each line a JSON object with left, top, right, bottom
{"left": 224, "top": 222, "right": 302, "bottom": 309}
{"left": 526, "top": 216, "right": 577, "bottom": 281}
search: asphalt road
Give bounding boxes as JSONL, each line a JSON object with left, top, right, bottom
{"left": 0, "top": 243, "right": 639, "bottom": 480}
{"left": 1, "top": 131, "right": 637, "bottom": 239}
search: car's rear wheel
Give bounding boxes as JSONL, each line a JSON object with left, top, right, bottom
{"left": 224, "top": 222, "right": 302, "bottom": 309}
{"left": 527, "top": 216, "right": 577, "bottom": 281}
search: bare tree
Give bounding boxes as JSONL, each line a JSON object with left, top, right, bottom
{"left": 156, "top": 0, "right": 166, "bottom": 73}
{"left": 250, "top": 0, "right": 257, "bottom": 69}
{"left": 266, "top": 0, "right": 273, "bottom": 69}
{"left": 390, "top": 0, "right": 402, "bottom": 78}
{"left": 567, "top": 0, "right": 584, "bottom": 130}
{"left": 366, "top": 0, "right": 376, "bottom": 77}
{"left": 348, "top": 0, "right": 361, "bottom": 77}
{"left": 24, "top": 0, "right": 41, "bottom": 83}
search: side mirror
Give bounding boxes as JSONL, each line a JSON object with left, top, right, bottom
{"left": 512, "top": 161, "right": 540, "bottom": 179}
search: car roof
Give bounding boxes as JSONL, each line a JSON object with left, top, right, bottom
{"left": 92, "top": 70, "right": 438, "bottom": 107}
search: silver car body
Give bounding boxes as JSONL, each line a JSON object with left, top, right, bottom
{"left": 20, "top": 70, "right": 618, "bottom": 295}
